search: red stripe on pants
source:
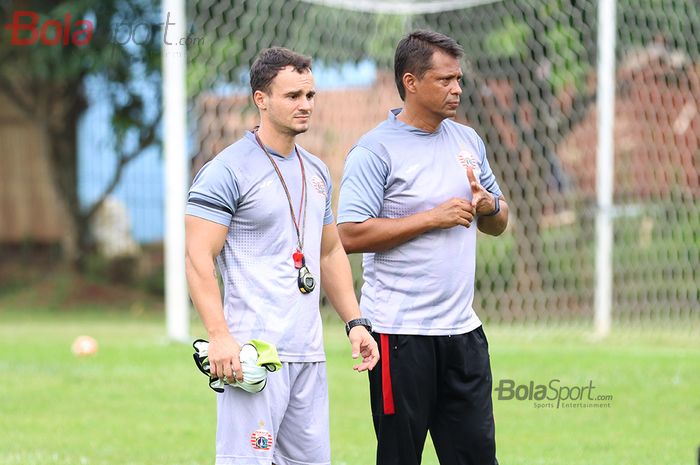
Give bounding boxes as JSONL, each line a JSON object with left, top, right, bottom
{"left": 380, "top": 334, "right": 395, "bottom": 415}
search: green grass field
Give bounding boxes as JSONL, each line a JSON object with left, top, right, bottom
{"left": 1, "top": 307, "right": 698, "bottom": 465}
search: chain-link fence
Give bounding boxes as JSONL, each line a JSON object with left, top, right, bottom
{"left": 188, "top": 0, "right": 699, "bottom": 328}
{"left": 1, "top": 1, "right": 696, "bottom": 328}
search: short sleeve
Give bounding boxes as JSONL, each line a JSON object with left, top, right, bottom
{"left": 323, "top": 166, "right": 334, "bottom": 225}
{"left": 337, "top": 146, "right": 388, "bottom": 224}
{"left": 186, "top": 159, "right": 240, "bottom": 226}
{"left": 476, "top": 136, "right": 503, "bottom": 198}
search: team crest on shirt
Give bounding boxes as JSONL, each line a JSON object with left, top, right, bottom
{"left": 456, "top": 150, "right": 481, "bottom": 177}
{"left": 250, "top": 428, "right": 273, "bottom": 451}
{"left": 310, "top": 175, "right": 326, "bottom": 196}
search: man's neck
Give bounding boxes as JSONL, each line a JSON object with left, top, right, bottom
{"left": 256, "top": 124, "right": 295, "bottom": 156}
{"left": 396, "top": 106, "right": 442, "bottom": 133}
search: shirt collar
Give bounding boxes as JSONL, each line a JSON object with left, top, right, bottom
{"left": 245, "top": 130, "right": 296, "bottom": 159}
{"left": 387, "top": 108, "right": 444, "bottom": 136}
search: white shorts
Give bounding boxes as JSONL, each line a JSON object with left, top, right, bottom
{"left": 215, "top": 362, "right": 330, "bottom": 465}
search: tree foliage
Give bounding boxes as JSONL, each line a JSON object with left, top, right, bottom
{"left": 0, "top": 0, "right": 161, "bottom": 262}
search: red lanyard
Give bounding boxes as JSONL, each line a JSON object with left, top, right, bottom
{"left": 253, "top": 130, "right": 308, "bottom": 254}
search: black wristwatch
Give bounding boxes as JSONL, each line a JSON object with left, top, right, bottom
{"left": 345, "top": 318, "right": 372, "bottom": 336}
{"left": 482, "top": 193, "right": 500, "bottom": 217}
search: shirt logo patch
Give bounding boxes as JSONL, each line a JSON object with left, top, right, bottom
{"left": 250, "top": 429, "right": 273, "bottom": 451}
{"left": 311, "top": 176, "right": 326, "bottom": 196}
{"left": 456, "top": 150, "right": 481, "bottom": 177}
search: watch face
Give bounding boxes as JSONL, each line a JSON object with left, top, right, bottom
{"left": 298, "top": 267, "right": 316, "bottom": 293}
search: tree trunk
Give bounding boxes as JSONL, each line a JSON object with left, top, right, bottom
{"left": 42, "top": 83, "right": 89, "bottom": 266}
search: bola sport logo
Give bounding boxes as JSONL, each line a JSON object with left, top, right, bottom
{"left": 250, "top": 429, "right": 273, "bottom": 451}
{"left": 2, "top": 11, "right": 93, "bottom": 46}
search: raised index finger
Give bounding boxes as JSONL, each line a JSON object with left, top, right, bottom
{"left": 466, "top": 167, "right": 479, "bottom": 186}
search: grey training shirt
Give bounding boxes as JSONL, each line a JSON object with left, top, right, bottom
{"left": 338, "top": 109, "right": 502, "bottom": 335}
{"left": 187, "top": 131, "right": 334, "bottom": 361}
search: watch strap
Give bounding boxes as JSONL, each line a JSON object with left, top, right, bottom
{"left": 345, "top": 318, "right": 372, "bottom": 336}
{"left": 483, "top": 193, "right": 500, "bottom": 217}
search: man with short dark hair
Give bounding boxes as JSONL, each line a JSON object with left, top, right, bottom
{"left": 338, "top": 30, "right": 508, "bottom": 465}
{"left": 186, "top": 46, "right": 379, "bottom": 465}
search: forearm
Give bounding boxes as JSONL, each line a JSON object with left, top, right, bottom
{"left": 185, "top": 255, "right": 229, "bottom": 337}
{"left": 320, "top": 244, "right": 362, "bottom": 323}
{"left": 338, "top": 211, "right": 436, "bottom": 253}
{"left": 477, "top": 198, "right": 509, "bottom": 236}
